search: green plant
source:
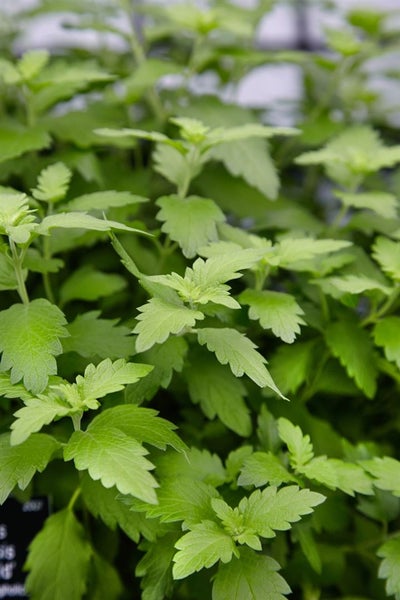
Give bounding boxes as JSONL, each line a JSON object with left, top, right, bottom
{"left": 1, "top": 1, "right": 400, "bottom": 599}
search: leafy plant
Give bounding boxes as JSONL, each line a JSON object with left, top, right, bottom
{"left": 1, "top": 0, "right": 400, "bottom": 599}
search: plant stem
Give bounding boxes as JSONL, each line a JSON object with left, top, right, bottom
{"left": 42, "top": 206, "right": 56, "bottom": 304}
{"left": 67, "top": 487, "right": 81, "bottom": 511}
{"left": 9, "top": 239, "right": 29, "bottom": 305}
{"left": 71, "top": 412, "right": 83, "bottom": 432}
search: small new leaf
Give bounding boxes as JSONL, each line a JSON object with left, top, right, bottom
{"left": 0, "top": 299, "right": 68, "bottom": 393}
{"left": 377, "top": 536, "right": 400, "bottom": 600}
{"left": 374, "top": 317, "right": 400, "bottom": 369}
{"left": 362, "top": 457, "right": 400, "bottom": 496}
{"left": 372, "top": 236, "right": 400, "bottom": 281}
{"left": 172, "top": 521, "right": 237, "bottom": 580}
{"left": 25, "top": 509, "right": 92, "bottom": 600}
{"left": 32, "top": 162, "right": 72, "bottom": 203}
{"left": 278, "top": 418, "right": 314, "bottom": 470}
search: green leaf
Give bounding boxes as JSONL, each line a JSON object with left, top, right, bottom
{"left": 145, "top": 477, "right": 220, "bottom": 526}
{"left": 133, "top": 297, "right": 204, "bottom": 353}
{"left": 25, "top": 508, "right": 92, "bottom": 600}
{"left": 186, "top": 355, "right": 251, "bottom": 436}
{"left": 18, "top": 49, "right": 49, "bottom": 80}
{"left": 11, "top": 394, "right": 76, "bottom": 445}
{"left": 299, "top": 457, "right": 373, "bottom": 496}
{"left": 32, "top": 162, "right": 72, "bottom": 203}
{"left": 156, "top": 447, "right": 226, "bottom": 487}
{"left": 278, "top": 418, "right": 314, "bottom": 470}
{"left": 372, "top": 236, "right": 400, "bottom": 281}
{"left": 60, "top": 266, "right": 126, "bottom": 305}
{"left": 153, "top": 144, "right": 194, "bottom": 190}
{"left": 0, "top": 372, "right": 32, "bottom": 401}
{"left": 271, "top": 238, "right": 352, "bottom": 269}
{"left": 322, "top": 274, "right": 391, "bottom": 296}
{"left": 213, "top": 548, "right": 291, "bottom": 600}
{"left": 207, "top": 123, "right": 298, "bottom": 145}
{"left": 0, "top": 298, "right": 68, "bottom": 393}
{"left": 240, "top": 289, "right": 305, "bottom": 343}
{"left": 0, "top": 433, "right": 59, "bottom": 503}
{"left": 325, "top": 320, "right": 377, "bottom": 398}
{"left": 172, "top": 521, "right": 237, "bottom": 579}
{"left": 136, "top": 533, "right": 179, "bottom": 600}
{"left": 362, "top": 457, "right": 400, "bottom": 496}
{"left": 197, "top": 328, "right": 284, "bottom": 396}
{"left": 0, "top": 126, "right": 51, "bottom": 164}
{"left": 81, "top": 474, "right": 155, "bottom": 542}
{"left": 67, "top": 190, "right": 148, "bottom": 211}
{"left": 0, "top": 192, "right": 37, "bottom": 244}
{"left": 87, "top": 405, "right": 186, "bottom": 453}
{"left": 294, "top": 524, "right": 322, "bottom": 574}
{"left": 62, "top": 311, "right": 134, "bottom": 359}
{"left": 37, "top": 212, "right": 146, "bottom": 235}
{"left": 89, "top": 553, "right": 123, "bottom": 600}
{"left": 336, "top": 191, "right": 398, "bottom": 219}
{"left": 156, "top": 195, "right": 225, "bottom": 258}
{"left": 64, "top": 426, "right": 158, "bottom": 504}
{"left": 238, "top": 452, "right": 296, "bottom": 488}
{"left": 377, "top": 536, "right": 400, "bottom": 600}
{"left": 269, "top": 341, "right": 315, "bottom": 395}
{"left": 240, "top": 486, "right": 325, "bottom": 538}
{"left": 374, "top": 317, "right": 400, "bottom": 369}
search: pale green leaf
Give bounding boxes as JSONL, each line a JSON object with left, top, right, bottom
{"left": 67, "top": 190, "right": 148, "bottom": 211}
{"left": 125, "top": 58, "right": 181, "bottom": 101}
{"left": 0, "top": 192, "right": 37, "bottom": 244}
{"left": 0, "top": 372, "right": 32, "bottom": 401}
{"left": 240, "top": 486, "right": 325, "bottom": 538}
{"left": 271, "top": 238, "right": 352, "bottom": 269}
{"left": 0, "top": 126, "right": 51, "bottom": 164}
{"left": 378, "top": 537, "right": 400, "bottom": 600}
{"left": 60, "top": 266, "right": 126, "bottom": 305}
{"left": 81, "top": 474, "right": 155, "bottom": 542}
{"left": 238, "top": 452, "right": 296, "bottom": 488}
{"left": 0, "top": 433, "right": 59, "bottom": 503}
{"left": 62, "top": 311, "right": 134, "bottom": 359}
{"left": 18, "top": 49, "right": 49, "bottom": 80}
{"left": 87, "top": 405, "right": 186, "bottom": 453}
{"left": 372, "top": 236, "right": 400, "bottom": 281}
{"left": 299, "top": 457, "right": 373, "bottom": 496}
{"left": 153, "top": 143, "right": 193, "bottom": 190}
{"left": 323, "top": 275, "right": 391, "bottom": 295}
{"left": 146, "top": 477, "right": 220, "bottom": 526}
{"left": 278, "top": 418, "right": 314, "bottom": 470}
{"left": 64, "top": 426, "right": 158, "bottom": 503}
{"left": 186, "top": 355, "right": 251, "bottom": 436}
{"left": 0, "top": 298, "right": 68, "bottom": 393}
{"left": 374, "top": 317, "right": 400, "bottom": 369}
{"left": 32, "top": 162, "right": 72, "bottom": 203}
{"left": 133, "top": 297, "right": 204, "bottom": 353}
{"left": 37, "top": 212, "right": 146, "bottom": 235}
{"left": 325, "top": 320, "right": 377, "bottom": 398}
{"left": 25, "top": 509, "right": 92, "bottom": 600}
{"left": 362, "top": 457, "right": 400, "bottom": 496}
{"left": 11, "top": 394, "right": 74, "bottom": 445}
{"left": 156, "top": 195, "right": 224, "bottom": 258}
{"left": 172, "top": 521, "right": 237, "bottom": 579}
{"left": 208, "top": 123, "right": 298, "bottom": 145}
{"left": 212, "top": 548, "right": 291, "bottom": 600}
{"left": 156, "top": 447, "right": 226, "bottom": 487}
{"left": 336, "top": 191, "right": 398, "bottom": 219}
{"left": 197, "top": 328, "right": 284, "bottom": 396}
{"left": 240, "top": 289, "right": 305, "bottom": 343}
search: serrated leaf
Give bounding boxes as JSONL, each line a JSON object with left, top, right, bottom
{"left": 146, "top": 477, "right": 220, "bottom": 526}
{"left": 374, "top": 317, "right": 400, "bottom": 369}
{"left": 153, "top": 143, "right": 193, "bottom": 190}
{"left": 136, "top": 533, "right": 179, "bottom": 600}
{"left": 133, "top": 297, "right": 204, "bottom": 353}
{"left": 238, "top": 452, "right": 296, "bottom": 488}
{"left": 362, "top": 457, "right": 400, "bottom": 496}
{"left": 212, "top": 548, "right": 291, "bottom": 600}
{"left": 269, "top": 341, "right": 315, "bottom": 395}
{"left": 197, "top": 328, "right": 284, "bottom": 396}
{"left": 18, "top": 49, "right": 49, "bottom": 80}
{"left": 241, "top": 486, "right": 325, "bottom": 538}
{"left": 336, "top": 191, "right": 398, "bottom": 219}
{"left": 172, "top": 521, "right": 237, "bottom": 579}
{"left": 240, "top": 289, "right": 305, "bottom": 343}
{"left": 37, "top": 212, "right": 146, "bottom": 235}
{"left": 325, "top": 320, "right": 377, "bottom": 398}
{"left": 208, "top": 123, "right": 298, "bottom": 145}
{"left": 11, "top": 394, "right": 76, "bottom": 445}
{"left": 64, "top": 426, "right": 158, "bottom": 503}
{"left": 186, "top": 355, "right": 251, "bottom": 436}
{"left": 0, "top": 433, "right": 59, "bottom": 503}
{"left": 372, "top": 236, "right": 400, "bottom": 281}
{"left": 323, "top": 274, "right": 391, "bottom": 295}
{"left": 81, "top": 474, "right": 155, "bottom": 542}
{"left": 67, "top": 190, "right": 148, "bottom": 211}
{"left": 271, "top": 238, "right": 352, "bottom": 269}
{"left": 0, "top": 298, "right": 68, "bottom": 393}
{"left": 60, "top": 266, "right": 126, "bottom": 305}
{"left": 377, "top": 536, "right": 400, "bottom": 600}
{"left": 156, "top": 447, "right": 226, "bottom": 487}
{"left": 278, "top": 418, "right": 314, "bottom": 470}
{"left": 299, "top": 457, "right": 373, "bottom": 496}
{"left": 25, "top": 508, "right": 92, "bottom": 600}
{"left": 0, "top": 126, "right": 51, "bottom": 164}
{"left": 32, "top": 162, "right": 72, "bottom": 203}
{"left": 62, "top": 311, "right": 134, "bottom": 359}
{"left": 0, "top": 192, "right": 37, "bottom": 244}
{"left": 156, "top": 195, "right": 224, "bottom": 258}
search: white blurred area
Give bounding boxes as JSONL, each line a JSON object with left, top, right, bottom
{"left": 2, "top": 0, "right": 400, "bottom": 124}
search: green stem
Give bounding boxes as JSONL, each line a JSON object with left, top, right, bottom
{"left": 67, "top": 487, "right": 82, "bottom": 511}
{"left": 42, "top": 206, "right": 55, "bottom": 304}
{"left": 361, "top": 286, "right": 400, "bottom": 327}
{"left": 71, "top": 412, "right": 83, "bottom": 432}
{"left": 9, "top": 239, "right": 29, "bottom": 305}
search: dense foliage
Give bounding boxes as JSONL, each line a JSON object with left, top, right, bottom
{"left": 1, "top": 0, "right": 400, "bottom": 598}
